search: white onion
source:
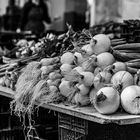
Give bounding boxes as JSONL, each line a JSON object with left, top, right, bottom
{"left": 94, "top": 87, "right": 120, "bottom": 114}
{"left": 74, "top": 52, "right": 84, "bottom": 64}
{"left": 60, "top": 52, "right": 75, "bottom": 64}
{"left": 40, "top": 66, "right": 48, "bottom": 74}
{"left": 94, "top": 71, "right": 112, "bottom": 90}
{"left": 94, "top": 67, "right": 102, "bottom": 76}
{"left": 121, "top": 85, "right": 140, "bottom": 114}
{"left": 92, "top": 34, "right": 111, "bottom": 55}
{"left": 81, "top": 57, "right": 96, "bottom": 72}
{"left": 60, "top": 63, "right": 73, "bottom": 75}
{"left": 81, "top": 44, "right": 94, "bottom": 56}
{"left": 112, "top": 61, "right": 127, "bottom": 73}
{"left": 89, "top": 88, "right": 98, "bottom": 104}
{"left": 49, "top": 85, "right": 58, "bottom": 93}
{"left": 48, "top": 71, "right": 62, "bottom": 80}
{"left": 76, "top": 83, "right": 90, "bottom": 96}
{"left": 80, "top": 71, "right": 94, "bottom": 87}
{"left": 93, "top": 52, "right": 115, "bottom": 69}
{"left": 59, "top": 80, "right": 75, "bottom": 97}
{"left": 111, "top": 71, "right": 134, "bottom": 92}
{"left": 74, "top": 93, "right": 90, "bottom": 106}
{"left": 72, "top": 66, "right": 84, "bottom": 74}
{"left": 47, "top": 79, "right": 53, "bottom": 86}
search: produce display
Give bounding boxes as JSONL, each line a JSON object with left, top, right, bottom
{"left": 1, "top": 21, "right": 140, "bottom": 138}
{"left": 8, "top": 31, "right": 140, "bottom": 115}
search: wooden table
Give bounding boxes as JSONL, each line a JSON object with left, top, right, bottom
{"left": 0, "top": 86, "right": 140, "bottom": 125}
{"left": 1, "top": 86, "right": 140, "bottom": 140}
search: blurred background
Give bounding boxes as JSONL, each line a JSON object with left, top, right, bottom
{"left": 0, "top": 0, "right": 139, "bottom": 33}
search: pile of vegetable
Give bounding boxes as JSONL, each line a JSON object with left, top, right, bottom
{"left": 6, "top": 23, "right": 140, "bottom": 138}
{"left": 10, "top": 30, "right": 140, "bottom": 116}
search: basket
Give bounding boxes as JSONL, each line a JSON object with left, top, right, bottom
{"left": 58, "top": 113, "right": 88, "bottom": 140}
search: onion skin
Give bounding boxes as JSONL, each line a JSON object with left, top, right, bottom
{"left": 94, "top": 87, "right": 120, "bottom": 114}
{"left": 121, "top": 85, "right": 140, "bottom": 115}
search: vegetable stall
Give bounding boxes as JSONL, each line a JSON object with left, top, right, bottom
{"left": 1, "top": 21, "right": 140, "bottom": 140}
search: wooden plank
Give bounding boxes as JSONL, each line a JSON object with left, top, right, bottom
{"left": 43, "top": 103, "right": 140, "bottom": 125}
{"left": 0, "top": 86, "right": 140, "bottom": 125}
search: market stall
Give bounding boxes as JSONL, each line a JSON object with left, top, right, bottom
{"left": 0, "top": 21, "right": 140, "bottom": 140}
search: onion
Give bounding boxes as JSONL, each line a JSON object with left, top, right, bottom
{"left": 63, "top": 71, "right": 94, "bottom": 87}
{"left": 92, "top": 52, "right": 115, "bottom": 69}
{"left": 41, "top": 64, "right": 58, "bottom": 76}
{"left": 111, "top": 71, "right": 134, "bottom": 92}
{"left": 81, "top": 57, "right": 96, "bottom": 72}
{"left": 40, "top": 57, "right": 59, "bottom": 66}
{"left": 94, "top": 67, "right": 102, "bottom": 76}
{"left": 74, "top": 52, "right": 84, "bottom": 64}
{"left": 94, "top": 87, "right": 120, "bottom": 114}
{"left": 112, "top": 61, "right": 127, "bottom": 73}
{"left": 59, "top": 80, "right": 75, "bottom": 97}
{"left": 60, "top": 63, "right": 73, "bottom": 75}
{"left": 49, "top": 85, "right": 58, "bottom": 93}
{"left": 89, "top": 88, "right": 98, "bottom": 104}
{"left": 76, "top": 83, "right": 90, "bottom": 96}
{"left": 60, "top": 52, "right": 75, "bottom": 64}
{"left": 134, "top": 70, "right": 140, "bottom": 86}
{"left": 92, "top": 34, "right": 111, "bottom": 55}
{"left": 72, "top": 66, "right": 84, "bottom": 73}
{"left": 80, "top": 71, "right": 94, "bottom": 87}
{"left": 0, "top": 77, "right": 5, "bottom": 86}
{"left": 48, "top": 71, "right": 62, "bottom": 80}
{"left": 94, "top": 70, "right": 112, "bottom": 90}
{"left": 40, "top": 66, "right": 48, "bottom": 74}
{"left": 74, "top": 93, "right": 90, "bottom": 106}
{"left": 47, "top": 79, "right": 61, "bottom": 87}
{"left": 47, "top": 79, "right": 53, "bottom": 86}
{"left": 81, "top": 44, "right": 94, "bottom": 56}
{"left": 121, "top": 85, "right": 140, "bottom": 114}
